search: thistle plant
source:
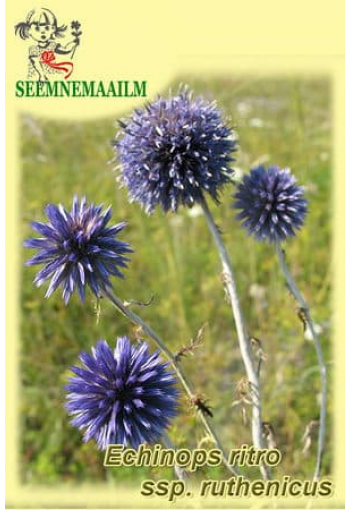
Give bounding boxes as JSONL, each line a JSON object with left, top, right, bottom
{"left": 115, "top": 89, "right": 237, "bottom": 214}
{"left": 115, "top": 89, "right": 268, "bottom": 479}
{"left": 233, "top": 165, "right": 308, "bottom": 242}
{"left": 24, "top": 196, "right": 239, "bottom": 476}
{"left": 23, "top": 88, "right": 329, "bottom": 484}
{"left": 234, "top": 164, "right": 327, "bottom": 480}
{"left": 24, "top": 196, "right": 132, "bottom": 303}
{"left": 65, "top": 336, "right": 179, "bottom": 449}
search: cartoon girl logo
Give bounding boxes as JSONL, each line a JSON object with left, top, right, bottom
{"left": 15, "top": 8, "right": 82, "bottom": 82}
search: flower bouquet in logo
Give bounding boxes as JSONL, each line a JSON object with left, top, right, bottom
{"left": 15, "top": 8, "right": 82, "bottom": 81}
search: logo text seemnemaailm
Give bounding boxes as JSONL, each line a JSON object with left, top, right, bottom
{"left": 15, "top": 80, "right": 147, "bottom": 98}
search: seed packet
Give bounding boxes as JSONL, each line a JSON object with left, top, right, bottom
{"left": 5, "top": 1, "right": 345, "bottom": 509}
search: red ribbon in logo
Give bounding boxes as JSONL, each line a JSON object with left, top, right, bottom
{"left": 40, "top": 51, "right": 74, "bottom": 80}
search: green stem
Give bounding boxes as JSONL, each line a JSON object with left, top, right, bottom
{"left": 102, "top": 288, "right": 241, "bottom": 477}
{"left": 200, "top": 197, "right": 269, "bottom": 481}
{"left": 276, "top": 243, "right": 327, "bottom": 480}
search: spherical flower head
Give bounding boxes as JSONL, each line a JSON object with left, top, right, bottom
{"left": 65, "top": 337, "right": 179, "bottom": 449}
{"left": 114, "top": 89, "right": 237, "bottom": 213}
{"left": 233, "top": 165, "right": 308, "bottom": 243}
{"left": 24, "top": 196, "right": 132, "bottom": 304}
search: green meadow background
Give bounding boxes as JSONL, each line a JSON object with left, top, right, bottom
{"left": 20, "top": 76, "right": 332, "bottom": 484}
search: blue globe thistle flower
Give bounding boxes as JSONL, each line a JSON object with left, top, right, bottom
{"left": 114, "top": 90, "right": 237, "bottom": 213}
{"left": 233, "top": 165, "right": 308, "bottom": 242}
{"left": 65, "top": 337, "right": 179, "bottom": 449}
{"left": 24, "top": 196, "right": 132, "bottom": 304}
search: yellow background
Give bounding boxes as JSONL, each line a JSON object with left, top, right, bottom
{"left": 6, "top": 0, "right": 344, "bottom": 508}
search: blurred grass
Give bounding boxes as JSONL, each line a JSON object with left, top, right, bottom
{"left": 20, "top": 76, "right": 332, "bottom": 484}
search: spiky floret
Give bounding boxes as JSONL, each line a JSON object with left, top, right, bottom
{"left": 115, "top": 90, "right": 237, "bottom": 213}
{"left": 65, "top": 337, "right": 179, "bottom": 449}
{"left": 24, "top": 196, "right": 132, "bottom": 303}
{"left": 233, "top": 165, "right": 308, "bottom": 242}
